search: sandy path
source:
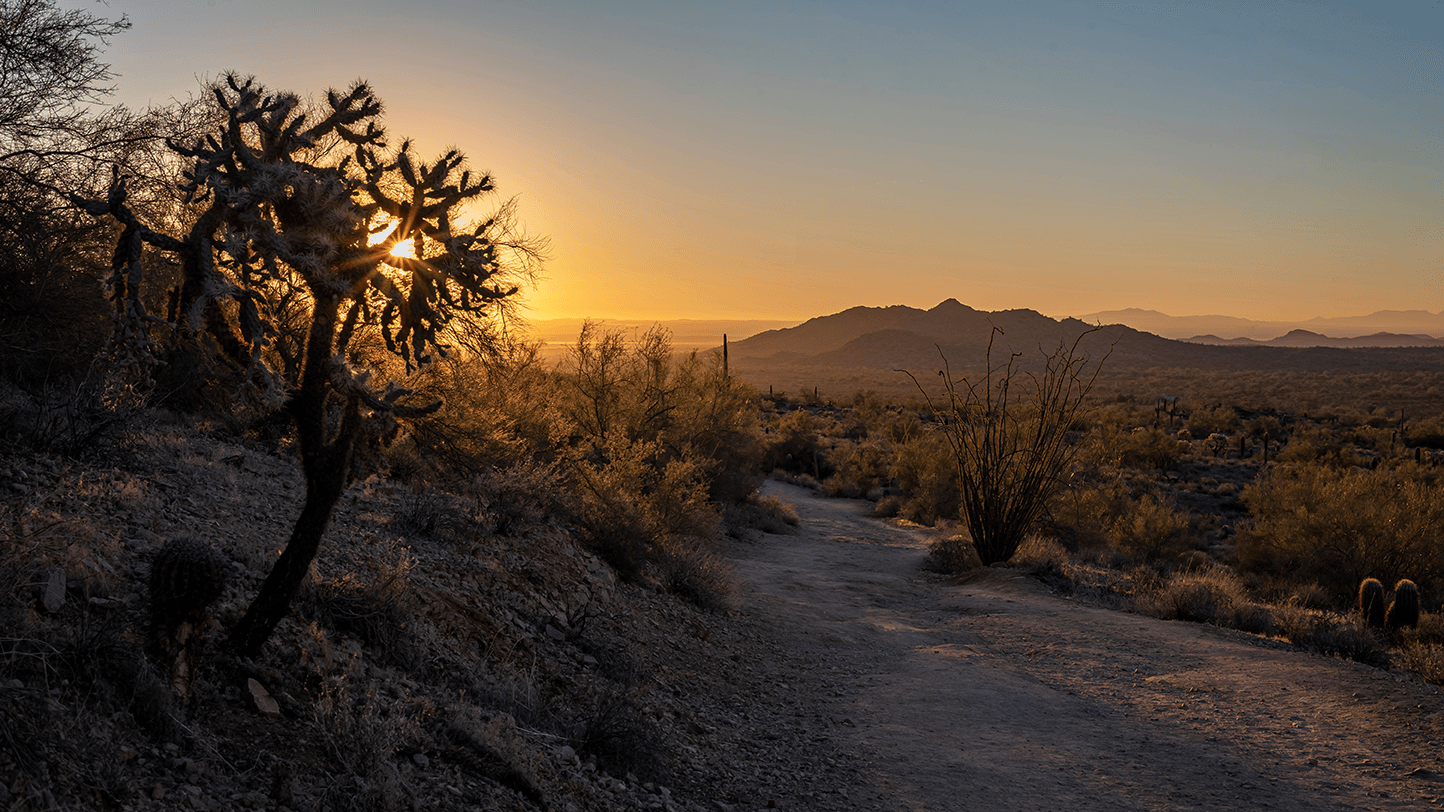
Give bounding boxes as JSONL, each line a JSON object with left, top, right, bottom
{"left": 732, "top": 482, "right": 1444, "bottom": 811}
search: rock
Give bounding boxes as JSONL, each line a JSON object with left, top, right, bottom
{"left": 412, "top": 752, "right": 430, "bottom": 768}
{"left": 546, "top": 625, "right": 567, "bottom": 641}
{"left": 38, "top": 567, "right": 65, "bottom": 613}
{"left": 151, "top": 784, "right": 167, "bottom": 800}
{"left": 248, "top": 678, "right": 280, "bottom": 718}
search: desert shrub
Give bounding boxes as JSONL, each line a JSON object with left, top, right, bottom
{"left": 566, "top": 322, "right": 765, "bottom": 503}
{"left": 466, "top": 458, "right": 568, "bottom": 537}
{"left": 822, "top": 437, "right": 892, "bottom": 498}
{"left": 762, "top": 408, "right": 831, "bottom": 479}
{"left": 1275, "top": 423, "right": 1375, "bottom": 466}
{"left": 1107, "top": 492, "right": 1192, "bottom": 561}
{"left": 1236, "top": 464, "right": 1444, "bottom": 601}
{"left": 1010, "top": 534, "right": 1071, "bottom": 573}
{"left": 1083, "top": 426, "right": 1180, "bottom": 469}
{"left": 1185, "top": 405, "right": 1241, "bottom": 437}
{"left": 1394, "top": 642, "right": 1444, "bottom": 685}
{"left": 1392, "top": 613, "right": 1444, "bottom": 684}
{"left": 924, "top": 533, "right": 981, "bottom": 572}
{"left": 891, "top": 431, "right": 961, "bottom": 525}
{"left": 1046, "top": 478, "right": 1191, "bottom": 561}
{"left": 1268, "top": 603, "right": 1387, "bottom": 663}
{"left": 314, "top": 683, "right": 428, "bottom": 812}
{"left": 873, "top": 493, "right": 904, "bottom": 518}
{"left": 576, "top": 686, "right": 665, "bottom": 783}
{"left": 661, "top": 348, "right": 765, "bottom": 502}
{"left": 570, "top": 437, "right": 720, "bottom": 581}
{"left": 402, "top": 338, "right": 569, "bottom": 477}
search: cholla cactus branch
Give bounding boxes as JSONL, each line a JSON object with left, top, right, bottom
{"left": 71, "top": 73, "right": 536, "bottom": 657}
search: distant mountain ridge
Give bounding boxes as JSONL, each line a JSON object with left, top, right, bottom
{"left": 1186, "top": 329, "right": 1444, "bottom": 348}
{"left": 1076, "top": 308, "right": 1444, "bottom": 343}
{"left": 728, "top": 300, "right": 1444, "bottom": 376}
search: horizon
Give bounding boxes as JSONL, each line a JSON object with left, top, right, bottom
{"left": 66, "top": 0, "right": 1443, "bottom": 324}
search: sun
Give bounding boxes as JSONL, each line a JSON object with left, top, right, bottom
{"left": 368, "top": 220, "right": 418, "bottom": 259}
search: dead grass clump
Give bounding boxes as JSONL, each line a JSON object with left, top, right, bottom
{"left": 924, "top": 533, "right": 982, "bottom": 573}
{"left": 575, "top": 686, "right": 666, "bottom": 784}
{"left": 301, "top": 541, "right": 417, "bottom": 667}
{"left": 1137, "top": 567, "right": 1271, "bottom": 633}
{"left": 467, "top": 458, "right": 567, "bottom": 537}
{"left": 314, "top": 683, "right": 429, "bottom": 812}
{"left": 722, "top": 492, "right": 799, "bottom": 537}
{"left": 656, "top": 538, "right": 740, "bottom": 614}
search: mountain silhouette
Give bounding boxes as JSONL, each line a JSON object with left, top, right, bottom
{"left": 729, "top": 301, "right": 1444, "bottom": 375}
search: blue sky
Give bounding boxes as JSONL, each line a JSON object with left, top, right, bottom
{"left": 72, "top": 0, "right": 1444, "bottom": 321}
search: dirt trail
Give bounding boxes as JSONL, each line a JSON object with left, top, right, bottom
{"left": 732, "top": 482, "right": 1444, "bottom": 811}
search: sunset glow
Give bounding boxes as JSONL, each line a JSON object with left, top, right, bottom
{"left": 368, "top": 221, "right": 418, "bottom": 260}
{"left": 88, "top": 0, "right": 1444, "bottom": 324}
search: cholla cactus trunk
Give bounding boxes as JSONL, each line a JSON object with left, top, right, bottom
{"left": 1358, "top": 578, "right": 1386, "bottom": 629}
{"left": 1386, "top": 579, "right": 1420, "bottom": 631}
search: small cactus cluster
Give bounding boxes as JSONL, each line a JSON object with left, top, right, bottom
{"left": 148, "top": 535, "right": 229, "bottom": 634}
{"left": 1358, "top": 578, "right": 1386, "bottom": 629}
{"left": 1386, "top": 579, "right": 1420, "bottom": 631}
{"left": 1358, "top": 577, "right": 1420, "bottom": 631}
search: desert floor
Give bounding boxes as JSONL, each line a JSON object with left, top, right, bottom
{"left": 729, "top": 482, "right": 1444, "bottom": 812}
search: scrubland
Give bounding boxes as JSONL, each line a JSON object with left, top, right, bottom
{"left": 758, "top": 371, "right": 1444, "bottom": 684}
{"left": 6, "top": 316, "right": 1444, "bottom": 809}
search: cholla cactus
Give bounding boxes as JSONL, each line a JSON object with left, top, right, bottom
{"left": 148, "top": 535, "right": 228, "bottom": 634}
{"left": 1358, "top": 578, "right": 1386, "bottom": 629}
{"left": 1386, "top": 579, "right": 1420, "bottom": 631}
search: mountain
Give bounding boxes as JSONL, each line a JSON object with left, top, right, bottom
{"left": 728, "top": 301, "right": 1444, "bottom": 378}
{"left": 1185, "top": 330, "right": 1444, "bottom": 348}
{"left": 1076, "top": 308, "right": 1444, "bottom": 343}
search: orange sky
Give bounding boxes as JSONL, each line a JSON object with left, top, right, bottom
{"left": 80, "top": 0, "right": 1444, "bottom": 323}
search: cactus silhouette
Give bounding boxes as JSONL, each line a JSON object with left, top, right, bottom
{"left": 148, "top": 536, "right": 228, "bottom": 634}
{"left": 1358, "top": 578, "right": 1386, "bottom": 629}
{"left": 1385, "top": 579, "right": 1420, "bottom": 631}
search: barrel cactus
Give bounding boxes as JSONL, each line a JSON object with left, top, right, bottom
{"left": 1385, "top": 579, "right": 1420, "bottom": 631}
{"left": 1357, "top": 578, "right": 1386, "bottom": 629}
{"left": 148, "top": 535, "right": 228, "bottom": 635}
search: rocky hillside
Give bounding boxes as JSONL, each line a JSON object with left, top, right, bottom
{"left": 0, "top": 416, "right": 847, "bottom": 812}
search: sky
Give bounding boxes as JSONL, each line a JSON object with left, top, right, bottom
{"left": 67, "top": 0, "right": 1444, "bottom": 323}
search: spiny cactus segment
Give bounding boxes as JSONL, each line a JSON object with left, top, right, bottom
{"left": 1385, "top": 579, "right": 1420, "bottom": 631}
{"left": 148, "top": 535, "right": 228, "bottom": 633}
{"left": 1357, "top": 577, "right": 1386, "bottom": 630}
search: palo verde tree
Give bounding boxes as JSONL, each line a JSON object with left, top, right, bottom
{"left": 73, "top": 73, "right": 535, "bottom": 657}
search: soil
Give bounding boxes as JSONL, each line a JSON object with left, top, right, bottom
{"left": 725, "top": 481, "right": 1444, "bottom": 811}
